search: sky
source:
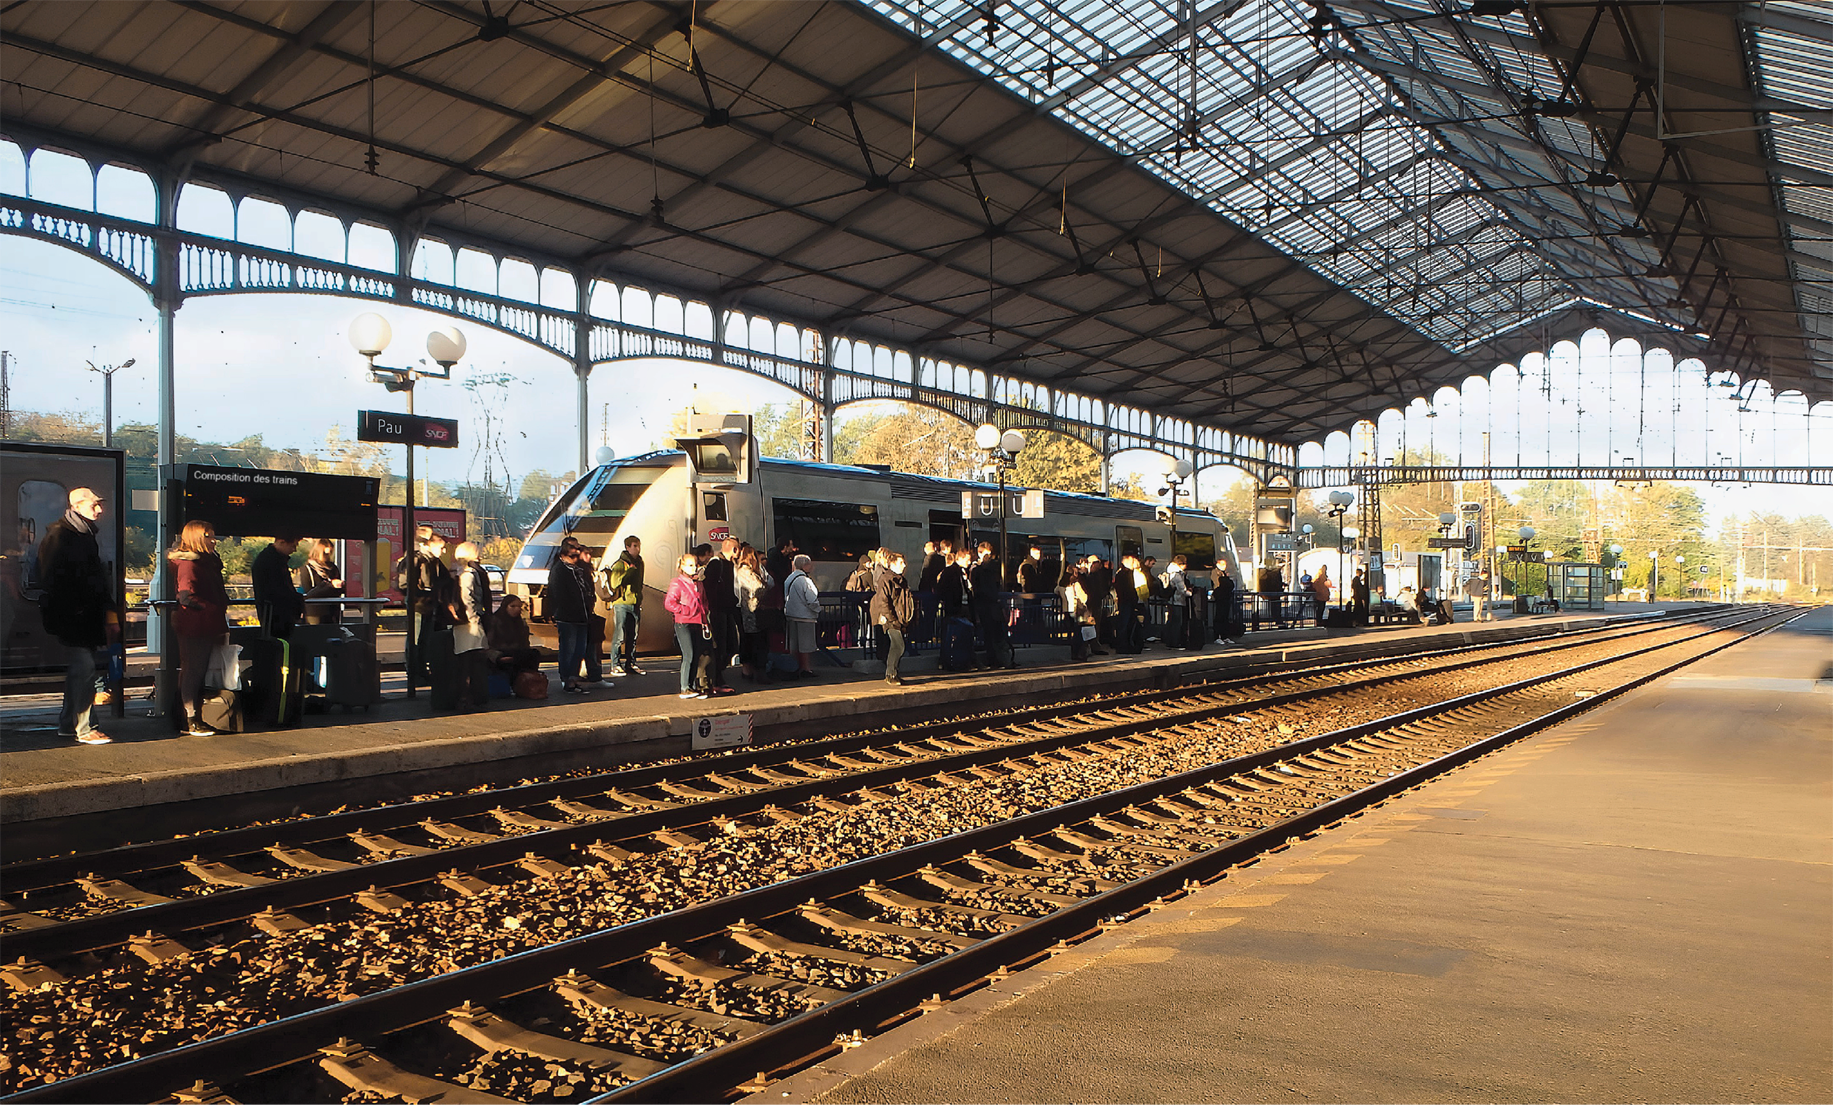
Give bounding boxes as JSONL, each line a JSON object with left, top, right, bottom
{"left": 3, "top": 233, "right": 1829, "bottom": 533}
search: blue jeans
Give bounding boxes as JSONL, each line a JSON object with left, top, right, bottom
{"left": 674, "top": 622, "right": 706, "bottom": 692}
{"left": 609, "top": 603, "right": 639, "bottom": 669}
{"left": 59, "top": 643, "right": 103, "bottom": 738}
{"left": 556, "top": 621, "right": 587, "bottom": 687}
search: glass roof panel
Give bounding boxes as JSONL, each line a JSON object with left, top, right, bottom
{"left": 862, "top": 0, "right": 1573, "bottom": 351}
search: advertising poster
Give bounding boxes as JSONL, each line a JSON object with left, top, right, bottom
{"left": 347, "top": 506, "right": 466, "bottom": 602}
{"left": 1, "top": 444, "right": 124, "bottom": 672}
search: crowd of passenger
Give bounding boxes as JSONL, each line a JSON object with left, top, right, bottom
{"left": 36, "top": 487, "right": 1442, "bottom": 745}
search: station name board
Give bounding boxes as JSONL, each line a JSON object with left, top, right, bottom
{"left": 358, "top": 410, "right": 459, "bottom": 448}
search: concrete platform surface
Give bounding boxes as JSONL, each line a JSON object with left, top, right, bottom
{"left": 785, "top": 606, "right": 1832, "bottom": 1104}
{"left": 2, "top": 607, "right": 1686, "bottom": 827}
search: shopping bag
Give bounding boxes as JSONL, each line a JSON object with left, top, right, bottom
{"left": 205, "top": 643, "right": 242, "bottom": 691}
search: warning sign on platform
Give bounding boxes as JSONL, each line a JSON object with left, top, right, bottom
{"left": 692, "top": 713, "right": 753, "bottom": 751}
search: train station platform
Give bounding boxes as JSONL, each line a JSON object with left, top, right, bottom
{"left": 0, "top": 603, "right": 1714, "bottom": 851}
{"left": 780, "top": 606, "right": 1833, "bottom": 1104}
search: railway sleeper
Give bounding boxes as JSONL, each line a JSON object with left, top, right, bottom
{"left": 349, "top": 830, "right": 438, "bottom": 857}
{"left": 0, "top": 899, "right": 60, "bottom": 931}
{"left": 553, "top": 971, "right": 767, "bottom": 1036}
{"left": 755, "top": 805, "right": 802, "bottom": 825}
{"left": 76, "top": 875, "right": 173, "bottom": 906}
{"left": 602, "top": 789, "right": 678, "bottom": 811}
{"left": 645, "top": 944, "right": 846, "bottom": 1003}
{"left": 421, "top": 820, "right": 502, "bottom": 845}
{"left": 251, "top": 907, "right": 313, "bottom": 936}
{"left": 725, "top": 920, "right": 918, "bottom": 972}
{"left": 179, "top": 855, "right": 279, "bottom": 890}
{"left": 1052, "top": 828, "right": 1192, "bottom": 861}
{"left": 797, "top": 903, "right": 975, "bottom": 950}
{"left": 157, "top": 1079, "right": 236, "bottom": 1104}
{"left": 550, "top": 798, "right": 618, "bottom": 819}
{"left": 516, "top": 854, "right": 573, "bottom": 880}
{"left": 1, "top": 958, "right": 66, "bottom": 991}
{"left": 745, "top": 766, "right": 809, "bottom": 786}
{"left": 962, "top": 853, "right": 1118, "bottom": 893}
{"left": 1009, "top": 839, "right": 1097, "bottom": 867}
{"left": 318, "top": 1038, "right": 513, "bottom": 1105}
{"left": 438, "top": 871, "right": 496, "bottom": 897}
{"left": 264, "top": 845, "right": 357, "bottom": 873}
{"left": 703, "top": 772, "right": 760, "bottom": 790}
{"left": 857, "top": 883, "right": 1029, "bottom": 929}
{"left": 491, "top": 808, "right": 572, "bottom": 832}
{"left": 356, "top": 886, "right": 411, "bottom": 913}
{"left": 128, "top": 931, "right": 191, "bottom": 965}
{"left": 915, "top": 866, "right": 1084, "bottom": 908}
{"left": 651, "top": 829, "right": 707, "bottom": 851}
{"left": 446, "top": 1001, "right": 664, "bottom": 1077}
{"left": 654, "top": 781, "right": 727, "bottom": 802}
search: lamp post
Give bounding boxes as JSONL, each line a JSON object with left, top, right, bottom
{"left": 1341, "top": 524, "right": 1360, "bottom": 612}
{"left": 1674, "top": 553, "right": 1684, "bottom": 600}
{"left": 86, "top": 357, "right": 138, "bottom": 449}
{"left": 1323, "top": 491, "right": 1354, "bottom": 608}
{"left": 1608, "top": 543, "right": 1623, "bottom": 599}
{"left": 1648, "top": 548, "right": 1659, "bottom": 601}
{"left": 349, "top": 313, "right": 466, "bottom": 699}
{"left": 974, "top": 424, "right": 1026, "bottom": 587}
{"left": 1515, "top": 526, "right": 1535, "bottom": 613}
{"left": 1157, "top": 457, "right": 1195, "bottom": 556}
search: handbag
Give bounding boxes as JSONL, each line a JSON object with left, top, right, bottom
{"left": 1079, "top": 625, "right": 1099, "bottom": 641}
{"left": 204, "top": 643, "right": 242, "bottom": 691}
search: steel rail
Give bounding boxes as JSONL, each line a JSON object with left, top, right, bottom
{"left": 0, "top": 611, "right": 1730, "bottom": 962}
{"left": 1, "top": 607, "right": 1793, "bottom": 1105}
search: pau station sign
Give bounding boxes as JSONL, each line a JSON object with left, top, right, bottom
{"left": 357, "top": 410, "right": 459, "bottom": 449}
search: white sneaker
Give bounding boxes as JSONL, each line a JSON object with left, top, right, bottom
{"left": 678, "top": 690, "right": 698, "bottom": 699}
{"left": 609, "top": 667, "right": 627, "bottom": 678}
{"left": 1214, "top": 637, "right": 1227, "bottom": 645}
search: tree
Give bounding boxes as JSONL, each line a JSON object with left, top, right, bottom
{"left": 1010, "top": 430, "right": 1102, "bottom": 494}
{"left": 834, "top": 405, "right": 979, "bottom": 479}
{"left": 754, "top": 402, "right": 810, "bottom": 460}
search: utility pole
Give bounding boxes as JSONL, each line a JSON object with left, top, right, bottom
{"left": 0, "top": 350, "right": 10, "bottom": 439}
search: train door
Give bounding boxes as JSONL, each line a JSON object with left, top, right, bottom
{"left": 1116, "top": 525, "right": 1144, "bottom": 562}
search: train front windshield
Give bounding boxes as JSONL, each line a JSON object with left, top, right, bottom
{"left": 512, "top": 465, "right": 656, "bottom": 578}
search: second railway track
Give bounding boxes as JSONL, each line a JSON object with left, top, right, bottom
{"left": 0, "top": 606, "right": 1797, "bottom": 1102}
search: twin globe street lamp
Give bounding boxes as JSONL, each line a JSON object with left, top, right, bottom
{"left": 348, "top": 313, "right": 468, "bottom": 699}
{"left": 975, "top": 424, "right": 1027, "bottom": 586}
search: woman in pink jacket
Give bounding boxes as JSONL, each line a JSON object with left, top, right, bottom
{"left": 663, "top": 553, "right": 710, "bottom": 699}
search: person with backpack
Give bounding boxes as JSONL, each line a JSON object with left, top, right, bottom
{"left": 451, "top": 541, "right": 494, "bottom": 709}
{"left": 1115, "top": 553, "right": 1145, "bottom": 654}
{"left": 1213, "top": 562, "right": 1241, "bottom": 645}
{"left": 870, "top": 547, "right": 917, "bottom": 685}
{"left": 701, "top": 538, "right": 740, "bottom": 695}
{"left": 601, "top": 535, "right": 644, "bottom": 677}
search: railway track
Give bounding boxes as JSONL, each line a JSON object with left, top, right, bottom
{"left": 0, "top": 606, "right": 1792, "bottom": 1102}
{"left": 1, "top": 609, "right": 1704, "bottom": 956}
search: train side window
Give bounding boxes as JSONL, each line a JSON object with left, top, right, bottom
{"left": 702, "top": 492, "right": 728, "bottom": 521}
{"left": 1173, "top": 530, "right": 1216, "bottom": 570}
{"left": 773, "top": 498, "right": 881, "bottom": 561}
{"left": 1116, "top": 526, "right": 1144, "bottom": 560}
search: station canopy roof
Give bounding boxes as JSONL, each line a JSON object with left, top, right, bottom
{"left": 4, "top": 0, "right": 1830, "bottom": 444}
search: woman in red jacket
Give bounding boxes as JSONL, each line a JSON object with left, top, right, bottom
{"left": 168, "top": 520, "right": 230, "bottom": 736}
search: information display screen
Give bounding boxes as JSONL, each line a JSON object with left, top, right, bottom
{"left": 178, "top": 465, "right": 380, "bottom": 539}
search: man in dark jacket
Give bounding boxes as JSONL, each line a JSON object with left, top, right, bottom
{"left": 546, "top": 537, "right": 593, "bottom": 694}
{"left": 1084, "top": 555, "right": 1113, "bottom": 647}
{"left": 937, "top": 548, "right": 973, "bottom": 619}
{"left": 1015, "top": 545, "right": 1050, "bottom": 593}
{"left": 969, "top": 542, "right": 1014, "bottom": 669}
{"left": 1212, "top": 563, "right": 1240, "bottom": 644}
{"left": 916, "top": 540, "right": 946, "bottom": 594}
{"left": 395, "top": 528, "right": 452, "bottom": 685}
{"left": 251, "top": 534, "right": 305, "bottom": 640}
{"left": 701, "top": 537, "right": 740, "bottom": 693}
{"left": 39, "top": 487, "right": 116, "bottom": 745}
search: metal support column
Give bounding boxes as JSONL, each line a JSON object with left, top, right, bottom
{"left": 151, "top": 170, "right": 182, "bottom": 720}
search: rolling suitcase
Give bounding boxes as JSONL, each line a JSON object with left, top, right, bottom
{"left": 941, "top": 616, "right": 976, "bottom": 671}
{"left": 242, "top": 637, "right": 305, "bottom": 728}
{"left": 318, "top": 636, "right": 381, "bottom": 710}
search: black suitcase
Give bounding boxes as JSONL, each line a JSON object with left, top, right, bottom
{"left": 426, "top": 628, "right": 460, "bottom": 710}
{"left": 199, "top": 688, "right": 244, "bottom": 734}
{"left": 242, "top": 637, "right": 305, "bottom": 728}
{"left": 318, "top": 636, "right": 381, "bottom": 710}
{"left": 941, "top": 617, "right": 976, "bottom": 670}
